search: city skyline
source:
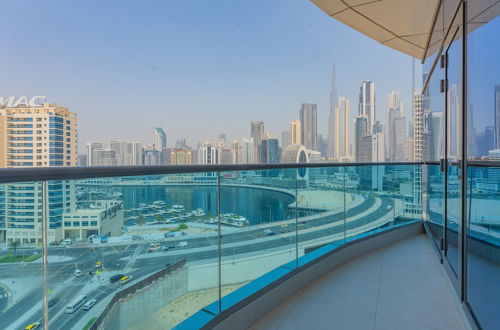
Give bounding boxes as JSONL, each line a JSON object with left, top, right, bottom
{"left": 0, "top": 0, "right": 419, "bottom": 150}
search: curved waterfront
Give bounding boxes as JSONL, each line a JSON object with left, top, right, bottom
{"left": 94, "top": 185, "right": 320, "bottom": 225}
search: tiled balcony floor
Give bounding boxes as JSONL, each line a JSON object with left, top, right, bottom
{"left": 250, "top": 234, "right": 470, "bottom": 330}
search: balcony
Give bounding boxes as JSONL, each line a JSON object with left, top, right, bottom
{"left": 0, "top": 162, "right": 498, "bottom": 329}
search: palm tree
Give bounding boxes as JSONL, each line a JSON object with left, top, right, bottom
{"left": 9, "top": 240, "right": 21, "bottom": 256}
{"left": 155, "top": 214, "right": 165, "bottom": 224}
{"left": 136, "top": 214, "right": 145, "bottom": 226}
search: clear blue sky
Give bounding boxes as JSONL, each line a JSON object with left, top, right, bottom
{"left": 1, "top": 0, "right": 426, "bottom": 150}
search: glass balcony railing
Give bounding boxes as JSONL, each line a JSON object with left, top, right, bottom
{"left": 466, "top": 165, "right": 500, "bottom": 329}
{"left": 0, "top": 162, "right": 497, "bottom": 329}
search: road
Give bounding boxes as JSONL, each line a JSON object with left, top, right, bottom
{"left": 0, "top": 194, "right": 400, "bottom": 329}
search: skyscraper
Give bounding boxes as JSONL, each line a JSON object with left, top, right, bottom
{"left": 110, "top": 140, "right": 142, "bottom": 166}
{"left": 359, "top": 81, "right": 375, "bottom": 133}
{"left": 358, "top": 133, "right": 385, "bottom": 190}
{"left": 299, "top": 103, "right": 318, "bottom": 151}
{"left": 331, "top": 97, "right": 350, "bottom": 159}
{"left": 87, "top": 142, "right": 104, "bottom": 166}
{"left": 0, "top": 102, "right": 77, "bottom": 167}
{"left": 387, "top": 90, "right": 401, "bottom": 114}
{"left": 354, "top": 116, "right": 368, "bottom": 162}
{"left": 291, "top": 120, "right": 301, "bottom": 145}
{"left": 198, "top": 141, "right": 219, "bottom": 164}
{"left": 328, "top": 57, "right": 338, "bottom": 158}
{"left": 261, "top": 133, "right": 280, "bottom": 164}
{"left": 0, "top": 101, "right": 122, "bottom": 243}
{"left": 170, "top": 148, "right": 193, "bottom": 165}
{"left": 241, "top": 138, "right": 255, "bottom": 164}
{"left": 317, "top": 134, "right": 327, "bottom": 157}
{"left": 251, "top": 121, "right": 264, "bottom": 163}
{"left": 393, "top": 116, "right": 407, "bottom": 161}
{"left": 0, "top": 102, "right": 78, "bottom": 242}
{"left": 413, "top": 92, "right": 424, "bottom": 161}
{"left": 153, "top": 127, "right": 167, "bottom": 164}
{"left": 281, "top": 131, "right": 291, "bottom": 150}
{"left": 219, "top": 133, "right": 227, "bottom": 148}
{"left": 93, "top": 149, "right": 118, "bottom": 166}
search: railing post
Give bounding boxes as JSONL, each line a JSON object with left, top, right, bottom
{"left": 295, "top": 169, "right": 299, "bottom": 267}
{"left": 217, "top": 172, "right": 222, "bottom": 313}
{"left": 343, "top": 166, "right": 347, "bottom": 244}
{"left": 41, "top": 180, "right": 49, "bottom": 330}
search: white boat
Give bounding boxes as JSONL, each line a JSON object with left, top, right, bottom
{"left": 192, "top": 209, "right": 205, "bottom": 217}
{"left": 170, "top": 205, "right": 185, "bottom": 213}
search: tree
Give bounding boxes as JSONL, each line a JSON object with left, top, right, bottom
{"left": 155, "top": 214, "right": 166, "bottom": 224}
{"left": 178, "top": 223, "right": 188, "bottom": 230}
{"left": 136, "top": 214, "right": 145, "bottom": 226}
{"left": 9, "top": 240, "right": 21, "bottom": 256}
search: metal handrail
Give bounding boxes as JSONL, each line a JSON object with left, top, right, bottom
{"left": 466, "top": 160, "right": 500, "bottom": 167}
{"left": 0, "top": 161, "right": 433, "bottom": 184}
{"left": 0, "top": 160, "right": 497, "bottom": 184}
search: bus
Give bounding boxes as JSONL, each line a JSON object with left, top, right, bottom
{"left": 65, "top": 295, "right": 87, "bottom": 314}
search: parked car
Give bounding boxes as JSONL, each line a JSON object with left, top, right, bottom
{"left": 61, "top": 239, "right": 72, "bottom": 247}
{"left": 74, "top": 269, "right": 82, "bottom": 277}
{"left": 24, "top": 322, "right": 40, "bottom": 330}
{"left": 263, "top": 229, "right": 274, "bottom": 236}
{"left": 120, "top": 275, "right": 133, "bottom": 284}
{"left": 109, "top": 274, "right": 124, "bottom": 283}
{"left": 82, "top": 299, "right": 97, "bottom": 311}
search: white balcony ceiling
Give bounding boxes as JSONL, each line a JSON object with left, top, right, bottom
{"left": 311, "top": 0, "right": 500, "bottom": 60}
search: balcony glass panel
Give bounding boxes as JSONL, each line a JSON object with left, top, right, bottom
{"left": 425, "top": 164, "right": 445, "bottom": 251}
{"left": 0, "top": 182, "right": 43, "bottom": 330}
{"left": 295, "top": 166, "right": 345, "bottom": 255}
{"left": 45, "top": 173, "right": 219, "bottom": 329}
{"left": 218, "top": 168, "right": 297, "bottom": 310}
{"left": 467, "top": 11, "right": 500, "bottom": 159}
{"left": 467, "top": 165, "right": 500, "bottom": 329}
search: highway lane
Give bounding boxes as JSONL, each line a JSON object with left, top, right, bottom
{"left": 47, "top": 265, "right": 165, "bottom": 330}
{"left": 1, "top": 243, "right": 150, "bottom": 330}
{"left": 0, "top": 195, "right": 375, "bottom": 280}
{"left": 1, "top": 195, "right": 394, "bottom": 329}
{"left": 132, "top": 198, "right": 395, "bottom": 268}
{"left": 0, "top": 195, "right": 375, "bottom": 270}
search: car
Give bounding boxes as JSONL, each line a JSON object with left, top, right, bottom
{"left": 82, "top": 299, "right": 97, "bottom": 311}
{"left": 24, "top": 322, "right": 40, "bottom": 330}
{"left": 48, "top": 298, "right": 59, "bottom": 308}
{"left": 61, "top": 239, "right": 72, "bottom": 246}
{"left": 109, "top": 274, "right": 124, "bottom": 283}
{"left": 386, "top": 205, "right": 392, "bottom": 211}
{"left": 49, "top": 241, "right": 60, "bottom": 246}
{"left": 120, "top": 275, "right": 133, "bottom": 284}
{"left": 95, "top": 261, "right": 102, "bottom": 268}
{"left": 263, "top": 229, "right": 274, "bottom": 236}
{"left": 177, "top": 241, "right": 187, "bottom": 247}
{"left": 74, "top": 269, "right": 82, "bottom": 277}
